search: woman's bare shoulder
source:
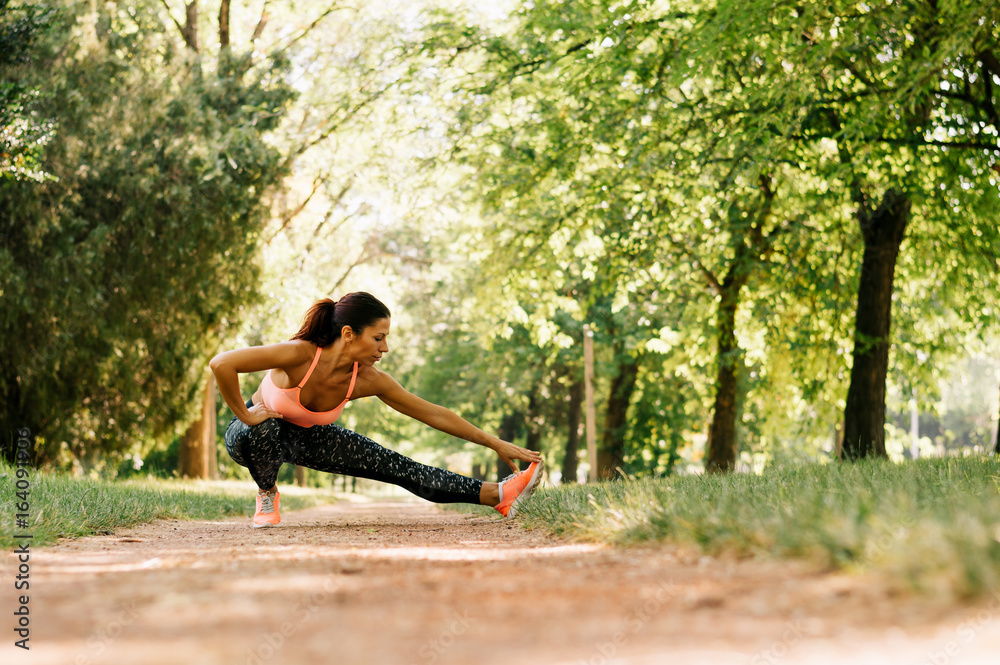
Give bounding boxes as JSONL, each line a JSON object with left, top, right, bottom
{"left": 274, "top": 339, "right": 317, "bottom": 356}
{"left": 353, "top": 365, "right": 399, "bottom": 397}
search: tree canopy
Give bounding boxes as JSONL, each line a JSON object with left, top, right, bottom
{"left": 2, "top": 0, "right": 997, "bottom": 475}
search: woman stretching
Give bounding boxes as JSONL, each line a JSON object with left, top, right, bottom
{"left": 210, "top": 292, "right": 543, "bottom": 528}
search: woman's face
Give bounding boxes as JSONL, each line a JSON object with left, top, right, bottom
{"left": 352, "top": 317, "right": 390, "bottom": 366}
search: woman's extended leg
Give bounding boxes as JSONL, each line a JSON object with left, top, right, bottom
{"left": 225, "top": 408, "right": 540, "bottom": 519}
{"left": 286, "top": 423, "right": 485, "bottom": 504}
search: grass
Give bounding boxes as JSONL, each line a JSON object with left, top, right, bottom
{"left": 515, "top": 456, "right": 1000, "bottom": 598}
{"left": 0, "top": 459, "right": 339, "bottom": 548}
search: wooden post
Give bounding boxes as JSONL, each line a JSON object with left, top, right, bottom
{"left": 583, "top": 324, "right": 598, "bottom": 483}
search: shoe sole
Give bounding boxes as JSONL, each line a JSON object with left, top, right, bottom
{"left": 252, "top": 521, "right": 279, "bottom": 528}
{"left": 506, "top": 463, "right": 544, "bottom": 518}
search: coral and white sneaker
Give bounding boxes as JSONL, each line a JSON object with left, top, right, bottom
{"left": 495, "top": 462, "right": 544, "bottom": 518}
{"left": 253, "top": 490, "right": 281, "bottom": 528}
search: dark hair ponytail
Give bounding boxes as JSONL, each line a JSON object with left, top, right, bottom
{"left": 291, "top": 292, "right": 391, "bottom": 347}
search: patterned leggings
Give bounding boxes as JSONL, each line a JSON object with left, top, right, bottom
{"left": 224, "top": 401, "right": 483, "bottom": 504}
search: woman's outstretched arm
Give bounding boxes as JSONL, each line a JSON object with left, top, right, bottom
{"left": 373, "top": 372, "right": 542, "bottom": 473}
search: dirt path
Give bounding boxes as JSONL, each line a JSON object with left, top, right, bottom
{"left": 3, "top": 497, "right": 1000, "bottom": 665}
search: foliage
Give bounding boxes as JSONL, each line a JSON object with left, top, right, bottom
{"left": 416, "top": 0, "right": 850, "bottom": 470}
{"left": 413, "top": 0, "right": 1000, "bottom": 469}
{"left": 0, "top": 0, "right": 57, "bottom": 181}
{"left": 0, "top": 1, "right": 295, "bottom": 465}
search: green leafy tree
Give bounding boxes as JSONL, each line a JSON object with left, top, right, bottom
{"left": 704, "top": 0, "right": 1000, "bottom": 458}
{"left": 0, "top": 1, "right": 294, "bottom": 465}
{"left": 420, "top": 0, "right": 1000, "bottom": 473}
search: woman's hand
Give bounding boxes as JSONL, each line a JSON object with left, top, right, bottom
{"left": 494, "top": 439, "right": 543, "bottom": 475}
{"left": 242, "top": 403, "right": 285, "bottom": 427}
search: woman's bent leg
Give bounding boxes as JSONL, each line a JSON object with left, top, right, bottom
{"left": 287, "top": 424, "right": 483, "bottom": 504}
{"left": 224, "top": 409, "right": 293, "bottom": 491}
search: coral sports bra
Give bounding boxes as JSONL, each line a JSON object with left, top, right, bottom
{"left": 259, "top": 346, "right": 358, "bottom": 428}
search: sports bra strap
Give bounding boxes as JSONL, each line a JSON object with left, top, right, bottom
{"left": 297, "top": 346, "right": 324, "bottom": 388}
{"left": 345, "top": 362, "right": 359, "bottom": 399}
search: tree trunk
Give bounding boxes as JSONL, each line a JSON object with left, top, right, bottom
{"left": 205, "top": 372, "right": 218, "bottom": 479}
{"left": 179, "top": 372, "right": 216, "bottom": 479}
{"left": 496, "top": 413, "right": 520, "bottom": 481}
{"left": 598, "top": 357, "right": 639, "bottom": 479}
{"left": 701, "top": 175, "right": 773, "bottom": 473}
{"left": 207, "top": 390, "right": 219, "bottom": 480}
{"left": 842, "top": 189, "right": 910, "bottom": 460}
{"left": 294, "top": 465, "right": 306, "bottom": 487}
{"left": 525, "top": 388, "right": 542, "bottom": 453}
{"left": 704, "top": 272, "right": 748, "bottom": 473}
{"left": 562, "top": 378, "right": 583, "bottom": 484}
{"left": 181, "top": 1, "right": 199, "bottom": 52}
{"left": 993, "top": 380, "right": 1000, "bottom": 455}
{"left": 2, "top": 369, "right": 23, "bottom": 465}
{"left": 218, "top": 0, "right": 230, "bottom": 49}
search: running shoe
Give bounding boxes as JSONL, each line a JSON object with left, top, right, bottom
{"left": 495, "top": 461, "right": 544, "bottom": 518}
{"left": 253, "top": 490, "right": 281, "bottom": 528}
